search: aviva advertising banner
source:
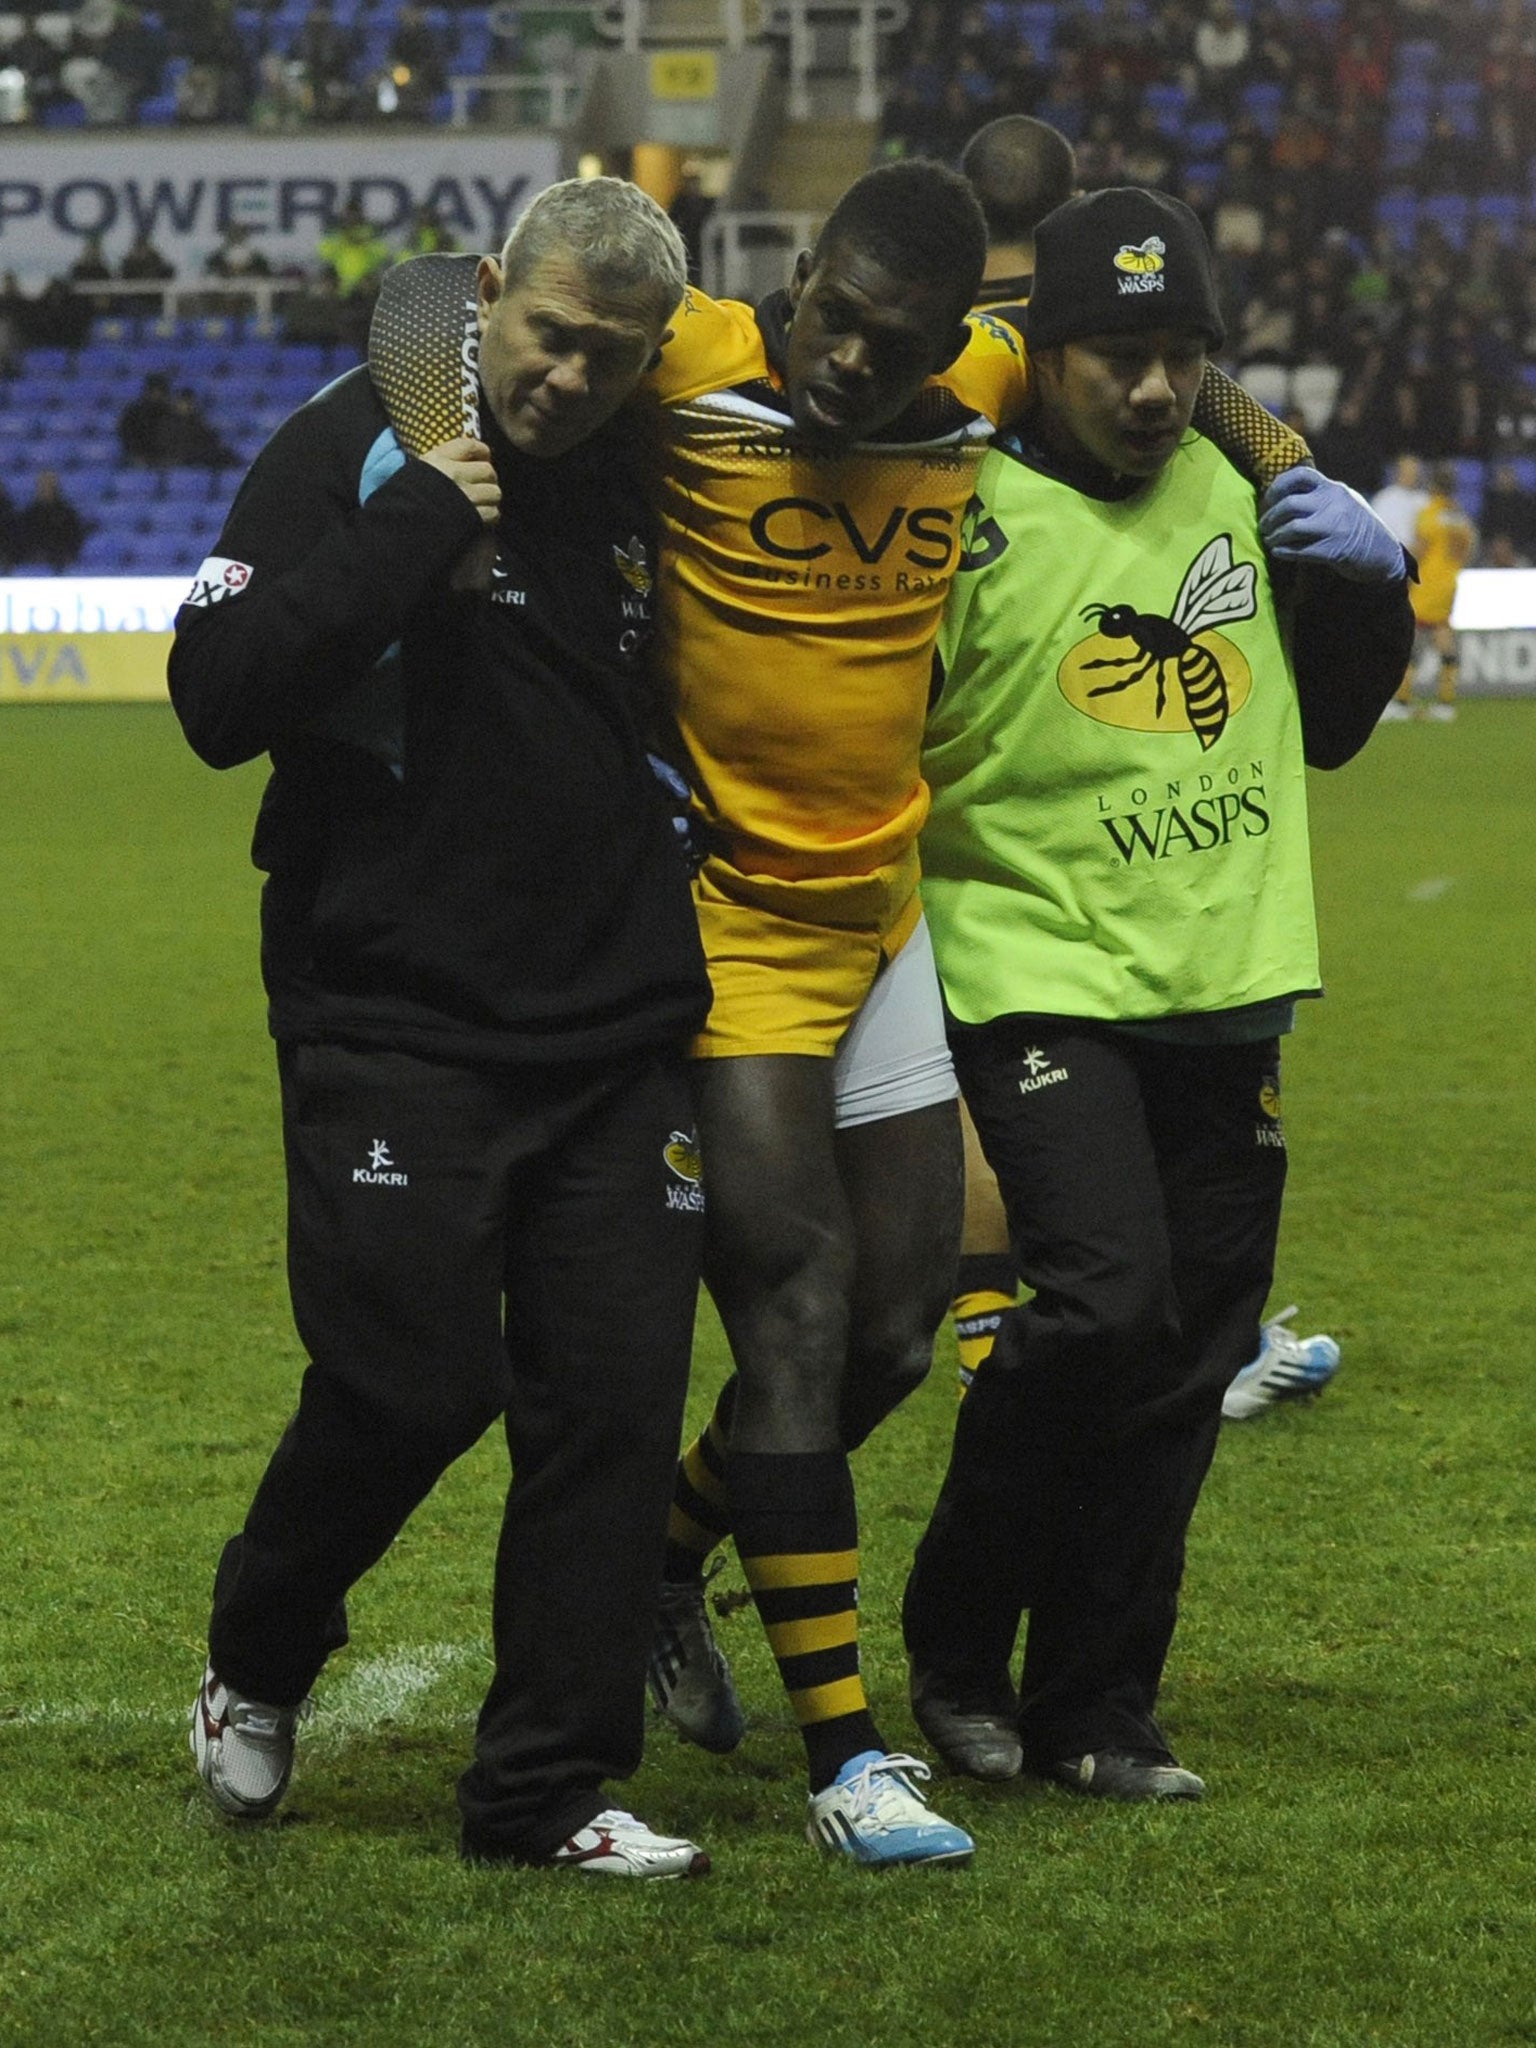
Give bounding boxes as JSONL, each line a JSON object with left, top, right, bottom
{"left": 7, "top": 571, "right": 1536, "bottom": 704}
{"left": 0, "top": 132, "right": 562, "bottom": 286}
{"left": 0, "top": 577, "right": 185, "bottom": 701}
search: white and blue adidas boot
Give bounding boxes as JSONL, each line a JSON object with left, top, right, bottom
{"left": 1223, "top": 1306, "right": 1341, "bottom": 1420}
{"left": 806, "top": 1750, "right": 974, "bottom": 1868}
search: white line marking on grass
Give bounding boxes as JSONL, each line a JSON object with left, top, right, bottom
{"left": 1, "top": 1642, "right": 486, "bottom": 1743}
{"left": 1407, "top": 876, "right": 1455, "bottom": 901}
{"left": 1, "top": 1699, "right": 168, "bottom": 1729}
{"left": 309, "top": 1641, "right": 484, "bottom": 1747}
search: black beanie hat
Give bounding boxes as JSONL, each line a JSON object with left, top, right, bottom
{"left": 1025, "top": 187, "right": 1226, "bottom": 352}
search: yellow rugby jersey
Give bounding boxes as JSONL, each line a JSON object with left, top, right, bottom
{"left": 1411, "top": 493, "right": 1476, "bottom": 626}
{"left": 641, "top": 287, "right": 1030, "bottom": 934}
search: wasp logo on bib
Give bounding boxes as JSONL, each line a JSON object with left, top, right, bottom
{"left": 1058, "top": 535, "right": 1258, "bottom": 751}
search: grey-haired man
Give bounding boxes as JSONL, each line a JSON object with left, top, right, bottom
{"left": 171, "top": 179, "right": 714, "bottom": 1876}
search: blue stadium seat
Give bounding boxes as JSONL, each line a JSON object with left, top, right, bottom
{"left": 1474, "top": 195, "right": 1525, "bottom": 244}
{"left": 1184, "top": 118, "right": 1228, "bottom": 156}
{"left": 281, "top": 343, "right": 331, "bottom": 376}
{"left": 1420, "top": 193, "right": 1470, "bottom": 249}
{"left": 1376, "top": 188, "right": 1419, "bottom": 252}
{"left": 61, "top": 464, "right": 117, "bottom": 499}
{"left": 1389, "top": 74, "right": 1434, "bottom": 108}
{"left": 1440, "top": 81, "right": 1480, "bottom": 139}
{"left": 24, "top": 346, "right": 79, "bottom": 377}
{"left": 1510, "top": 457, "right": 1536, "bottom": 493}
{"left": 161, "top": 469, "right": 216, "bottom": 500}
{"left": 1238, "top": 81, "right": 1284, "bottom": 134}
{"left": 1395, "top": 39, "right": 1439, "bottom": 76}
{"left": 1384, "top": 109, "right": 1430, "bottom": 174}
{"left": 78, "top": 532, "right": 135, "bottom": 570}
{"left": 1452, "top": 459, "right": 1485, "bottom": 517}
{"left": 88, "top": 315, "right": 138, "bottom": 345}
{"left": 1143, "top": 81, "right": 1189, "bottom": 136}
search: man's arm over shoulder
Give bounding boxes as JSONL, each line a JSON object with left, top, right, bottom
{"left": 1258, "top": 463, "right": 1416, "bottom": 768}
{"left": 949, "top": 310, "right": 1031, "bottom": 429}
{"left": 1275, "top": 563, "right": 1415, "bottom": 767}
{"left": 168, "top": 373, "right": 483, "bottom": 769}
{"left": 644, "top": 285, "right": 765, "bottom": 406}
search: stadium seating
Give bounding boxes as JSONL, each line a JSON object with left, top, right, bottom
{"left": 1, "top": 322, "right": 360, "bottom": 572}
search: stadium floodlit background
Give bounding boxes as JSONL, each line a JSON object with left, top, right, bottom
{"left": 3, "top": 0, "right": 1536, "bottom": 692}
{"left": 2, "top": 6, "right": 1534, "bottom": 2046}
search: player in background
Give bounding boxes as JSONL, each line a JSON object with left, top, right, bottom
{"left": 1381, "top": 461, "right": 1476, "bottom": 721}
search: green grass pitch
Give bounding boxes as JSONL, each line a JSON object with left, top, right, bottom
{"left": 1, "top": 702, "right": 1533, "bottom": 2047}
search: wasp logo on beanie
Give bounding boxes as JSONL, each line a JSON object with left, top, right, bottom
{"left": 1113, "top": 238, "right": 1166, "bottom": 278}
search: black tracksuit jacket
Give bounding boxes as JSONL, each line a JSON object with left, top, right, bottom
{"left": 168, "top": 366, "right": 709, "bottom": 1067}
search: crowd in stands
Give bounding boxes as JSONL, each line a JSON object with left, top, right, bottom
{"left": 882, "top": 0, "right": 1536, "bottom": 538}
{"left": 3, "top": 0, "right": 1536, "bottom": 569}
{"left": 0, "top": 195, "right": 457, "bottom": 369}
{"left": 0, "top": 0, "right": 532, "bottom": 129}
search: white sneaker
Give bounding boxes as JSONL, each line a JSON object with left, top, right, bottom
{"left": 544, "top": 1809, "right": 711, "bottom": 1879}
{"left": 647, "top": 1570, "right": 747, "bottom": 1753}
{"left": 1425, "top": 701, "right": 1457, "bottom": 721}
{"left": 1376, "top": 700, "right": 1413, "bottom": 721}
{"left": 805, "top": 1750, "right": 974, "bottom": 1867}
{"left": 190, "top": 1662, "right": 308, "bottom": 1818}
{"left": 1222, "top": 1306, "right": 1341, "bottom": 1420}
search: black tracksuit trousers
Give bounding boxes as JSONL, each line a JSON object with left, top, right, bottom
{"left": 208, "top": 1039, "right": 703, "bottom": 1860}
{"left": 904, "top": 1018, "right": 1288, "bottom": 1766}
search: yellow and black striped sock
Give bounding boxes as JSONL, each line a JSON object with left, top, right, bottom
{"left": 732, "top": 1447, "right": 882, "bottom": 1791}
{"left": 662, "top": 1377, "right": 737, "bottom": 1583}
{"left": 952, "top": 1251, "right": 1019, "bottom": 1395}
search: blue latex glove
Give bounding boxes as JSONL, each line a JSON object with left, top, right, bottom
{"left": 1258, "top": 465, "right": 1406, "bottom": 582}
{"left": 647, "top": 752, "right": 704, "bottom": 872}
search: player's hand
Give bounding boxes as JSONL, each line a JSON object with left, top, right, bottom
{"left": 421, "top": 436, "right": 500, "bottom": 526}
{"left": 1258, "top": 466, "right": 1406, "bottom": 582}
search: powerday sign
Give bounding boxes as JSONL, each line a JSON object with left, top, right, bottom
{"left": 0, "top": 133, "right": 562, "bottom": 285}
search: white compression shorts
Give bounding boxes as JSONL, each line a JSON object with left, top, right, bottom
{"left": 831, "top": 913, "right": 959, "bottom": 1130}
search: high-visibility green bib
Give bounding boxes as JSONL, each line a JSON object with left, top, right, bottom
{"left": 923, "top": 433, "right": 1320, "bottom": 1024}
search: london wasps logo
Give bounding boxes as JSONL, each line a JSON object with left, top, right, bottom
{"left": 614, "top": 535, "right": 653, "bottom": 597}
{"left": 1058, "top": 535, "right": 1258, "bottom": 751}
{"left": 1113, "top": 236, "right": 1166, "bottom": 276}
